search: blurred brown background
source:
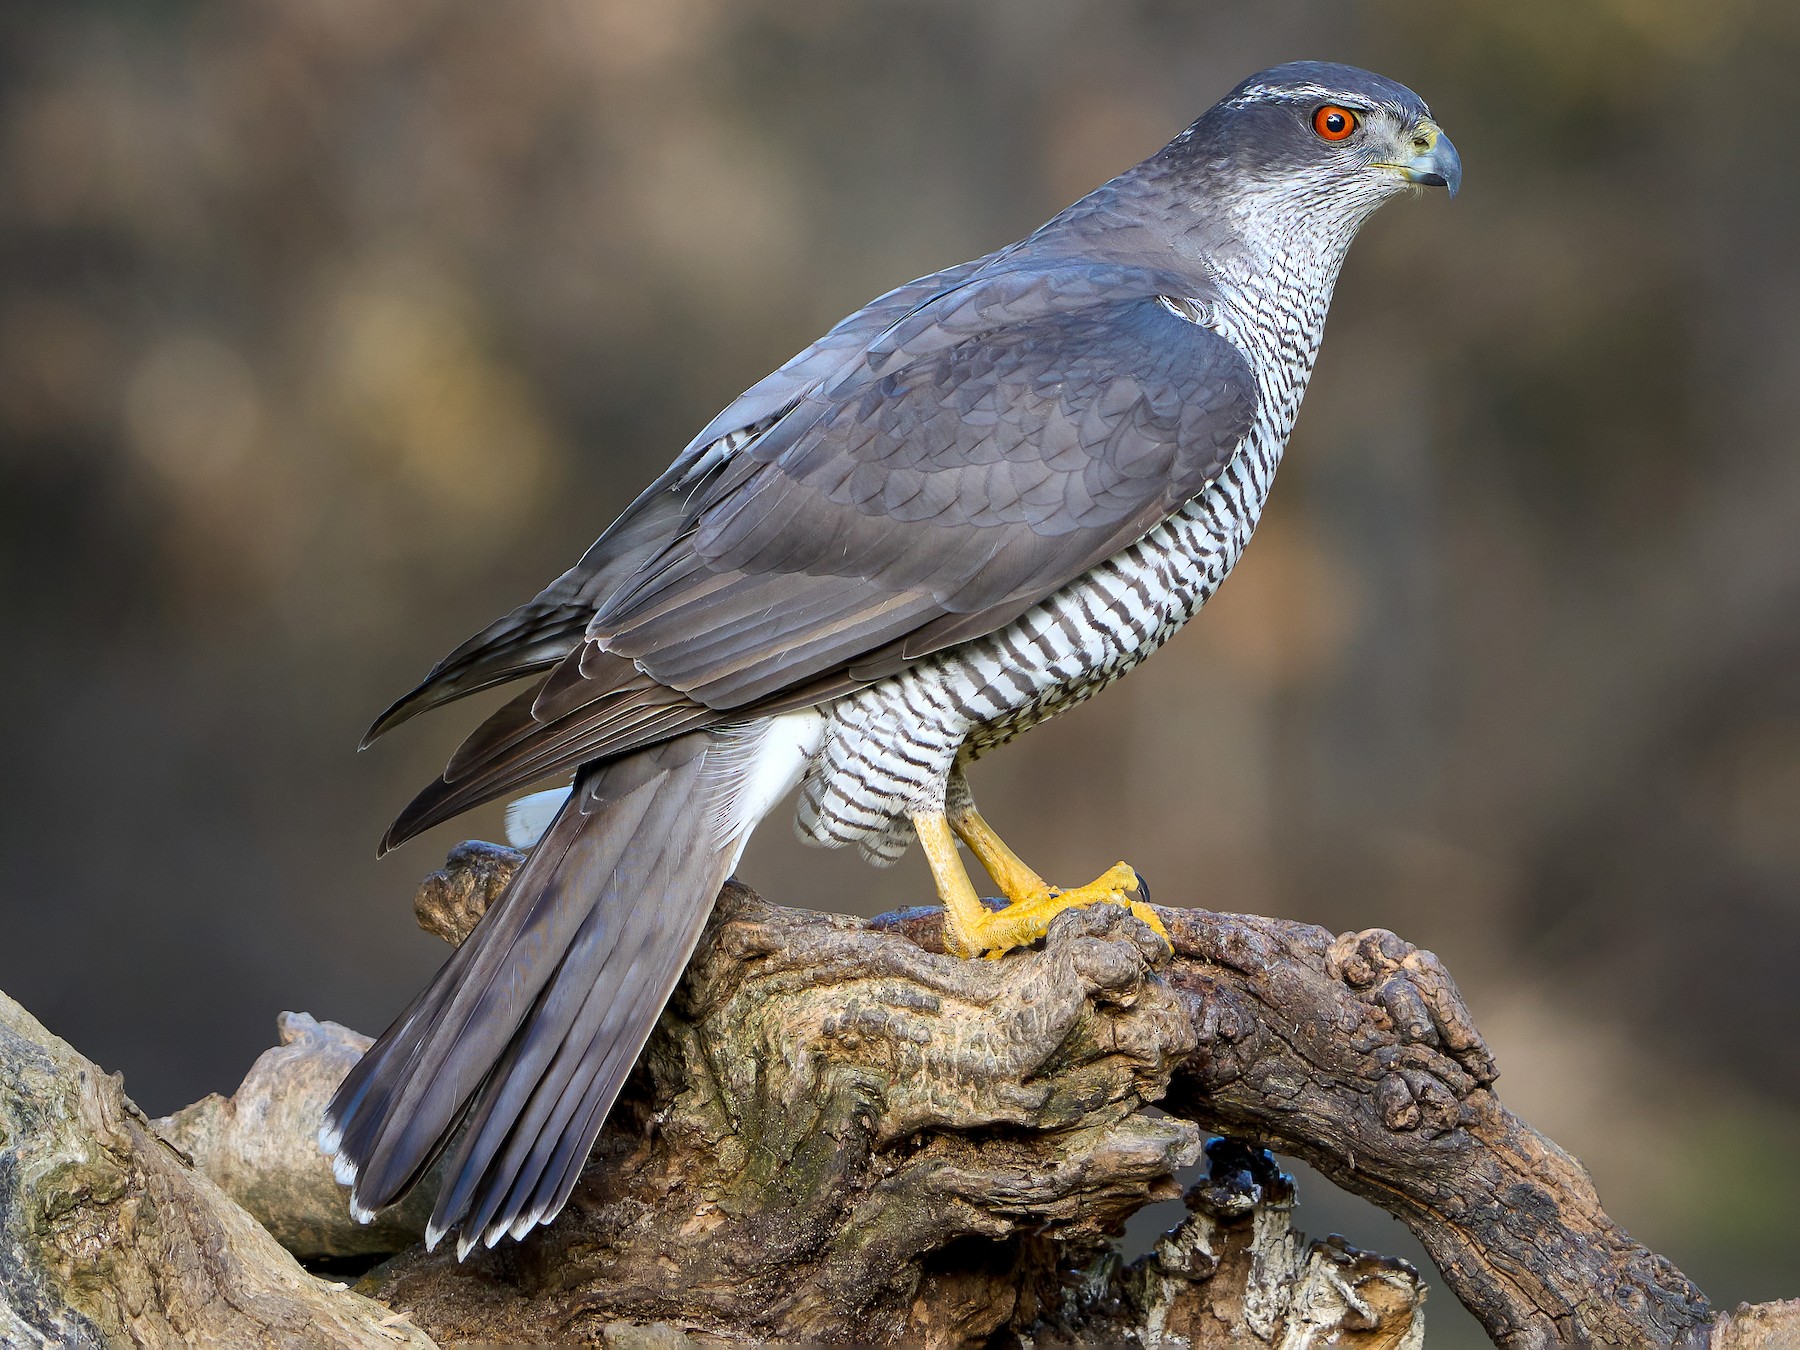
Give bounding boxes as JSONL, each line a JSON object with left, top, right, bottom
{"left": 3, "top": 2, "right": 1797, "bottom": 1340}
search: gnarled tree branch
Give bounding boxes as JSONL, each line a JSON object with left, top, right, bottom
{"left": 5, "top": 839, "right": 1798, "bottom": 1349}
{"left": 1159, "top": 916, "right": 1706, "bottom": 1347}
{"left": 0, "top": 991, "right": 431, "bottom": 1349}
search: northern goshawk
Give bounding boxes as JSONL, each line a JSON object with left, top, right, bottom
{"left": 323, "top": 61, "right": 1460, "bottom": 1256}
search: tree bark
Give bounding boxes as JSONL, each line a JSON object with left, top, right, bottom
{"left": 4, "top": 839, "right": 1798, "bottom": 1349}
{"left": 1155, "top": 915, "right": 1711, "bottom": 1348}
{"left": 0, "top": 990, "right": 431, "bottom": 1349}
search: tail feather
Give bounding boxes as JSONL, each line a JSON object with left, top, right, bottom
{"left": 344, "top": 785, "right": 640, "bottom": 1207}
{"left": 449, "top": 801, "right": 718, "bottom": 1248}
{"left": 323, "top": 732, "right": 739, "bottom": 1246}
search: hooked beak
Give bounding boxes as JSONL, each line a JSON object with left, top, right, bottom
{"left": 1398, "top": 119, "right": 1461, "bottom": 198}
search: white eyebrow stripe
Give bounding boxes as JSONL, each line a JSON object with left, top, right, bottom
{"left": 1225, "top": 84, "right": 1427, "bottom": 120}
{"left": 1225, "top": 82, "right": 1354, "bottom": 105}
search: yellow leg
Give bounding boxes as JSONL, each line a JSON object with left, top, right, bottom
{"left": 911, "top": 811, "right": 1004, "bottom": 959}
{"left": 910, "top": 807, "right": 1170, "bottom": 959}
{"left": 947, "top": 807, "right": 1051, "bottom": 904}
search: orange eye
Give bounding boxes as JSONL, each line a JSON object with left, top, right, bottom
{"left": 1313, "top": 105, "right": 1358, "bottom": 141}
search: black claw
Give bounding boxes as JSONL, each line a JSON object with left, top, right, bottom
{"left": 1133, "top": 870, "right": 1150, "bottom": 904}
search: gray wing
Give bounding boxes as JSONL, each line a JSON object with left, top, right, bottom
{"left": 383, "top": 266, "right": 1254, "bottom": 850}
{"left": 361, "top": 250, "right": 1007, "bottom": 747}
{"left": 591, "top": 269, "right": 1256, "bottom": 706}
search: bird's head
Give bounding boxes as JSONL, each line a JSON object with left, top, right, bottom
{"left": 1160, "top": 62, "right": 1460, "bottom": 276}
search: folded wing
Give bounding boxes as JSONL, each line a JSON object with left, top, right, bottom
{"left": 382, "top": 264, "right": 1255, "bottom": 850}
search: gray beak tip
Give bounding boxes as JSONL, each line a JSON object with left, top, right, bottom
{"left": 1422, "top": 130, "right": 1462, "bottom": 199}
{"left": 1396, "top": 125, "right": 1461, "bottom": 199}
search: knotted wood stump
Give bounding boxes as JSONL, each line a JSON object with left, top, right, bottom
{"left": 4, "top": 840, "right": 1797, "bottom": 1348}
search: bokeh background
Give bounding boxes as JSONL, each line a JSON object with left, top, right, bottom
{"left": 3, "top": 2, "right": 1797, "bottom": 1341}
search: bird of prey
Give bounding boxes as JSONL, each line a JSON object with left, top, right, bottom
{"left": 322, "top": 61, "right": 1460, "bottom": 1256}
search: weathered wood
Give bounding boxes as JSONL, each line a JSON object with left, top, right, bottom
{"left": 7, "top": 839, "right": 1798, "bottom": 1349}
{"left": 0, "top": 990, "right": 432, "bottom": 1349}
{"left": 1156, "top": 913, "right": 1715, "bottom": 1348}
{"left": 153, "top": 1013, "right": 439, "bottom": 1261}
{"left": 370, "top": 842, "right": 1729, "bottom": 1348}
{"left": 366, "top": 872, "right": 1429, "bottom": 1347}
{"left": 1034, "top": 1139, "right": 1428, "bottom": 1349}
{"left": 1707, "top": 1300, "right": 1800, "bottom": 1350}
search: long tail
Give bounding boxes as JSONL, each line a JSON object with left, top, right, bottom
{"left": 321, "top": 730, "right": 753, "bottom": 1256}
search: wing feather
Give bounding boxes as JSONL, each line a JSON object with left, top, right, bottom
{"left": 590, "top": 279, "right": 1254, "bottom": 710}
{"left": 379, "top": 257, "right": 1255, "bottom": 851}
{"left": 361, "top": 251, "right": 1006, "bottom": 750}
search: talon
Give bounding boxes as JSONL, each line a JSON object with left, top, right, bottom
{"left": 915, "top": 805, "right": 1168, "bottom": 959}
{"left": 954, "top": 861, "right": 1162, "bottom": 956}
{"left": 1126, "top": 899, "right": 1173, "bottom": 952}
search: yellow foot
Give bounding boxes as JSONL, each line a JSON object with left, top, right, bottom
{"left": 962, "top": 863, "right": 1171, "bottom": 958}
{"left": 909, "top": 810, "right": 1170, "bottom": 961}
